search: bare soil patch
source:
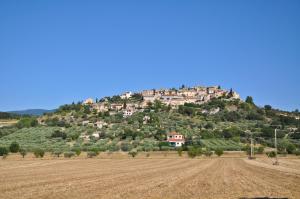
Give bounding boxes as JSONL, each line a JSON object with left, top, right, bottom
{"left": 0, "top": 157, "right": 299, "bottom": 199}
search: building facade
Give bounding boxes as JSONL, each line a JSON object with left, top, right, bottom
{"left": 167, "top": 132, "right": 185, "bottom": 147}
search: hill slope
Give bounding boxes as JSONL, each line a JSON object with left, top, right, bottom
{"left": 0, "top": 85, "right": 299, "bottom": 155}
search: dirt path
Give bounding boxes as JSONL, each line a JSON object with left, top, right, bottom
{"left": 0, "top": 158, "right": 299, "bottom": 199}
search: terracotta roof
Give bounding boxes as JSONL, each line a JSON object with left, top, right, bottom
{"left": 167, "top": 138, "right": 185, "bottom": 142}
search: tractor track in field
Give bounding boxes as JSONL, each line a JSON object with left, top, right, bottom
{"left": 0, "top": 157, "right": 300, "bottom": 199}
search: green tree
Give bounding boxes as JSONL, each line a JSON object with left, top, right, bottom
{"left": 222, "top": 111, "right": 241, "bottom": 122}
{"left": 9, "top": 141, "right": 20, "bottom": 153}
{"left": 264, "top": 105, "right": 272, "bottom": 111}
{"left": 256, "top": 146, "right": 264, "bottom": 154}
{"left": 177, "top": 147, "right": 183, "bottom": 157}
{"left": 204, "top": 149, "right": 213, "bottom": 157}
{"left": 51, "top": 130, "right": 67, "bottom": 139}
{"left": 214, "top": 148, "right": 224, "bottom": 157}
{"left": 266, "top": 151, "right": 276, "bottom": 158}
{"left": 0, "top": 147, "right": 9, "bottom": 156}
{"left": 278, "top": 139, "right": 295, "bottom": 154}
{"left": 72, "top": 148, "right": 81, "bottom": 156}
{"left": 16, "top": 117, "right": 38, "bottom": 128}
{"left": 294, "top": 150, "right": 300, "bottom": 156}
{"left": 128, "top": 149, "right": 138, "bottom": 158}
{"left": 19, "top": 148, "right": 27, "bottom": 158}
{"left": 64, "top": 151, "right": 75, "bottom": 158}
{"left": 53, "top": 150, "right": 63, "bottom": 157}
{"left": 245, "top": 96, "right": 254, "bottom": 105}
{"left": 187, "top": 146, "right": 202, "bottom": 158}
{"left": 286, "top": 143, "right": 296, "bottom": 154}
{"left": 120, "top": 142, "right": 131, "bottom": 152}
{"left": 33, "top": 148, "right": 45, "bottom": 158}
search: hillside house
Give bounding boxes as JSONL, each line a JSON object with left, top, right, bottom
{"left": 167, "top": 132, "right": 185, "bottom": 147}
{"left": 120, "top": 91, "right": 133, "bottom": 99}
{"left": 123, "top": 108, "right": 135, "bottom": 117}
{"left": 110, "top": 103, "right": 123, "bottom": 111}
{"left": 142, "top": 89, "right": 155, "bottom": 96}
{"left": 83, "top": 98, "right": 94, "bottom": 105}
{"left": 207, "top": 86, "right": 218, "bottom": 94}
{"left": 143, "top": 95, "right": 158, "bottom": 102}
{"left": 93, "top": 103, "right": 109, "bottom": 112}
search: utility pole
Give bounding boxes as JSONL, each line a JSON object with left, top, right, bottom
{"left": 250, "top": 133, "right": 254, "bottom": 158}
{"left": 246, "top": 130, "right": 255, "bottom": 159}
{"left": 274, "top": 128, "right": 279, "bottom": 165}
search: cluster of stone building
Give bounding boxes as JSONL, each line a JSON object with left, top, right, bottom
{"left": 83, "top": 86, "right": 240, "bottom": 117}
{"left": 141, "top": 86, "right": 239, "bottom": 107}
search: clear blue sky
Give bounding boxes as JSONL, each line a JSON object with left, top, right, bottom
{"left": 0, "top": 0, "right": 299, "bottom": 111}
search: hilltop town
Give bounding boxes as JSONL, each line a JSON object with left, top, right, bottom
{"left": 1, "top": 84, "right": 299, "bottom": 158}
{"left": 84, "top": 85, "right": 240, "bottom": 117}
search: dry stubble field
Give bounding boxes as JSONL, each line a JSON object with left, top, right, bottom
{"left": 0, "top": 156, "right": 300, "bottom": 199}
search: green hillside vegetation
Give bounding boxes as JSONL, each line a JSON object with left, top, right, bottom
{"left": 0, "top": 94, "right": 299, "bottom": 156}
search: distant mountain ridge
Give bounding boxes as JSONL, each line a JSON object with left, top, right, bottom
{"left": 8, "top": 109, "right": 55, "bottom": 116}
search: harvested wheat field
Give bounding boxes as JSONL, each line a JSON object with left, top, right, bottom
{"left": 0, "top": 157, "right": 300, "bottom": 199}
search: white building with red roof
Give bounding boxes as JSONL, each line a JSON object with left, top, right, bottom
{"left": 167, "top": 132, "right": 185, "bottom": 147}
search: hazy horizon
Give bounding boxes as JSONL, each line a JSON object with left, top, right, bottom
{"left": 1, "top": 1, "right": 299, "bottom": 112}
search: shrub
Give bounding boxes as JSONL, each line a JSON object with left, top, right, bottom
{"left": 177, "top": 147, "right": 183, "bottom": 157}
{"left": 19, "top": 148, "right": 27, "bottom": 158}
{"left": 214, "top": 148, "right": 224, "bottom": 157}
{"left": 16, "top": 117, "right": 38, "bottom": 128}
{"left": 158, "top": 141, "right": 169, "bottom": 150}
{"left": 266, "top": 151, "right": 276, "bottom": 158}
{"left": 246, "top": 111, "right": 264, "bottom": 120}
{"left": 256, "top": 146, "right": 264, "bottom": 154}
{"left": 0, "top": 147, "right": 9, "bottom": 156}
{"left": 51, "top": 130, "right": 67, "bottom": 139}
{"left": 222, "top": 111, "right": 241, "bottom": 122}
{"left": 279, "top": 151, "right": 287, "bottom": 156}
{"left": 153, "top": 146, "right": 160, "bottom": 151}
{"left": 293, "top": 150, "right": 300, "bottom": 156}
{"left": 71, "top": 148, "right": 81, "bottom": 156}
{"left": 146, "top": 153, "right": 150, "bottom": 157}
{"left": 9, "top": 141, "right": 20, "bottom": 153}
{"left": 243, "top": 145, "right": 251, "bottom": 155}
{"left": 64, "top": 151, "right": 75, "bottom": 158}
{"left": 128, "top": 149, "right": 138, "bottom": 158}
{"left": 68, "top": 132, "right": 80, "bottom": 140}
{"left": 161, "top": 146, "right": 171, "bottom": 151}
{"left": 204, "top": 149, "right": 213, "bottom": 157}
{"left": 120, "top": 142, "right": 130, "bottom": 152}
{"left": 187, "top": 147, "right": 197, "bottom": 158}
{"left": 52, "top": 150, "right": 63, "bottom": 157}
{"left": 107, "top": 144, "right": 120, "bottom": 152}
{"left": 87, "top": 151, "right": 97, "bottom": 158}
{"left": 89, "top": 147, "right": 100, "bottom": 155}
{"left": 187, "top": 146, "right": 202, "bottom": 158}
{"left": 286, "top": 143, "right": 296, "bottom": 154}
{"left": 33, "top": 148, "right": 45, "bottom": 158}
